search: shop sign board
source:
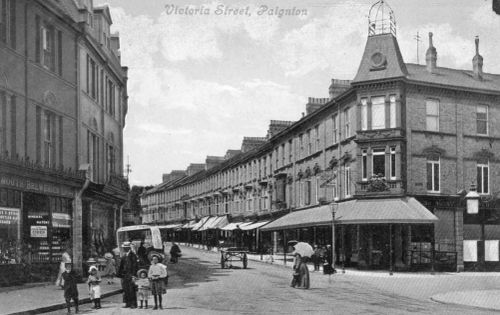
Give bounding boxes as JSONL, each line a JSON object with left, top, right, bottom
{"left": 0, "top": 174, "right": 74, "bottom": 197}
{"left": 0, "top": 207, "right": 19, "bottom": 225}
{"left": 30, "top": 225, "right": 48, "bottom": 238}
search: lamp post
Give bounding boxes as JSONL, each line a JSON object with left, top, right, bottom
{"left": 330, "top": 202, "right": 338, "bottom": 273}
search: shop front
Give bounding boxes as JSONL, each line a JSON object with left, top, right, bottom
{"left": 0, "top": 166, "right": 83, "bottom": 286}
{"left": 260, "top": 197, "right": 440, "bottom": 271}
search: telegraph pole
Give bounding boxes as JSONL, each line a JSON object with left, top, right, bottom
{"left": 125, "top": 155, "right": 132, "bottom": 181}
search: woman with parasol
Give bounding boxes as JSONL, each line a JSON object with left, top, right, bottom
{"left": 288, "top": 240, "right": 312, "bottom": 289}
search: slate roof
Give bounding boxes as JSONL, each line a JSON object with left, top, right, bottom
{"left": 405, "top": 63, "right": 500, "bottom": 94}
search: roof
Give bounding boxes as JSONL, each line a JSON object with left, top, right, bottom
{"left": 405, "top": 63, "right": 500, "bottom": 94}
{"left": 260, "top": 197, "right": 438, "bottom": 231}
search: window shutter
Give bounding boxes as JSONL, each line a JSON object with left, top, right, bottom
{"left": 9, "top": 0, "right": 14, "bottom": 48}
{"left": 35, "top": 15, "right": 40, "bottom": 63}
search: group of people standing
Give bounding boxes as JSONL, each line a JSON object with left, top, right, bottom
{"left": 57, "top": 240, "right": 181, "bottom": 313}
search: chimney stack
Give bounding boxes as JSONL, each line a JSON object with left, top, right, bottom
{"left": 473, "top": 36, "right": 483, "bottom": 80}
{"left": 425, "top": 32, "right": 437, "bottom": 73}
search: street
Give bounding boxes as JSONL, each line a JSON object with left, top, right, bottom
{"left": 45, "top": 246, "right": 496, "bottom": 315}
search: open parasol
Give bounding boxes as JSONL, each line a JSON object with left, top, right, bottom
{"left": 292, "top": 242, "right": 314, "bottom": 258}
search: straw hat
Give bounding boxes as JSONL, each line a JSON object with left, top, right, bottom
{"left": 148, "top": 251, "right": 163, "bottom": 262}
{"left": 121, "top": 241, "right": 132, "bottom": 248}
{"left": 88, "top": 265, "right": 98, "bottom": 273}
{"left": 104, "top": 252, "right": 114, "bottom": 259}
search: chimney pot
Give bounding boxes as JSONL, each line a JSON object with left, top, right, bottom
{"left": 473, "top": 36, "right": 483, "bottom": 80}
{"left": 425, "top": 32, "right": 437, "bottom": 73}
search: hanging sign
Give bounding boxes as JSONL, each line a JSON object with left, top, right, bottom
{"left": 30, "top": 225, "right": 48, "bottom": 238}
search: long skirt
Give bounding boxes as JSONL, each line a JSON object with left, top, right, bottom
{"left": 151, "top": 279, "right": 166, "bottom": 295}
{"left": 295, "top": 262, "right": 310, "bottom": 289}
{"left": 122, "top": 276, "right": 137, "bottom": 307}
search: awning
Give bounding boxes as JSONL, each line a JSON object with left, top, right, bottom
{"left": 181, "top": 220, "right": 197, "bottom": 229}
{"left": 260, "top": 197, "right": 438, "bottom": 231}
{"left": 240, "top": 220, "right": 270, "bottom": 231}
{"left": 157, "top": 224, "right": 183, "bottom": 230}
{"left": 199, "top": 215, "right": 229, "bottom": 231}
{"left": 191, "top": 216, "right": 211, "bottom": 231}
{"left": 220, "top": 221, "right": 253, "bottom": 231}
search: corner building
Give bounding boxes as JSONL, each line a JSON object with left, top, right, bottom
{"left": 142, "top": 1, "right": 500, "bottom": 272}
{"left": 0, "top": 0, "right": 128, "bottom": 282}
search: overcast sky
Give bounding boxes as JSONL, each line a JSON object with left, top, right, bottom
{"left": 93, "top": 0, "right": 500, "bottom": 186}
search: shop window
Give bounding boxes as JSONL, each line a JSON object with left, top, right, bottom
{"left": 426, "top": 99, "right": 439, "bottom": 131}
{"left": 426, "top": 156, "right": 440, "bottom": 192}
{"left": 477, "top": 162, "right": 489, "bottom": 194}
{"left": 372, "top": 148, "right": 385, "bottom": 177}
{"left": 476, "top": 105, "right": 488, "bottom": 135}
{"left": 0, "top": 200, "right": 20, "bottom": 264}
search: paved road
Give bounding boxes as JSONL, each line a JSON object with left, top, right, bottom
{"left": 45, "top": 247, "right": 495, "bottom": 314}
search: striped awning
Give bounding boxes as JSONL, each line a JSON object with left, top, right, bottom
{"left": 240, "top": 220, "right": 270, "bottom": 231}
{"left": 220, "top": 221, "right": 253, "bottom": 231}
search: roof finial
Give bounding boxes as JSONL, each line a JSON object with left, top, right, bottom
{"left": 475, "top": 36, "right": 479, "bottom": 55}
{"left": 428, "top": 32, "right": 434, "bottom": 47}
{"left": 472, "top": 35, "right": 483, "bottom": 80}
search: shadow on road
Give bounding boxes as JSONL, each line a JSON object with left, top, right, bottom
{"left": 166, "top": 256, "right": 232, "bottom": 291}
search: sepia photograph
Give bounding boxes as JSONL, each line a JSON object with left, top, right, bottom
{"left": 1, "top": 0, "right": 500, "bottom": 314}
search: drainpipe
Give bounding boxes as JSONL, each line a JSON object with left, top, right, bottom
{"left": 73, "top": 178, "right": 90, "bottom": 278}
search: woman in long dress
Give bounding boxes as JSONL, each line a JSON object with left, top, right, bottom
{"left": 56, "top": 245, "right": 72, "bottom": 288}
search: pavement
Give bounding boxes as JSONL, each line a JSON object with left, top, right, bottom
{"left": 0, "top": 280, "right": 122, "bottom": 315}
{"left": 1, "top": 244, "right": 500, "bottom": 314}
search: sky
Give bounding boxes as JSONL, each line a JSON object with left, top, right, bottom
{"left": 93, "top": 0, "right": 500, "bottom": 186}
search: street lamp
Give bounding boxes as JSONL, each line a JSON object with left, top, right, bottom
{"left": 330, "top": 202, "right": 339, "bottom": 273}
{"left": 466, "top": 184, "right": 480, "bottom": 214}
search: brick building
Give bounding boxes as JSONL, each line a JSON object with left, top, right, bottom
{"left": 0, "top": 0, "right": 128, "bottom": 281}
{"left": 141, "top": 1, "right": 500, "bottom": 271}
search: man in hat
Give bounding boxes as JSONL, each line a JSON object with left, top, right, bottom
{"left": 118, "top": 241, "right": 138, "bottom": 308}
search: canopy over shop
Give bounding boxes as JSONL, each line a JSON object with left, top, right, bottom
{"left": 260, "top": 197, "right": 439, "bottom": 270}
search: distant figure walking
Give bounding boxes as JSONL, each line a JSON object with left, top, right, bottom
{"left": 291, "top": 253, "right": 310, "bottom": 289}
{"left": 169, "top": 242, "right": 181, "bottom": 263}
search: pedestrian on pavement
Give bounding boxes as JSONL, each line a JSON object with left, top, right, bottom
{"left": 312, "top": 244, "right": 322, "bottom": 271}
{"left": 136, "top": 269, "right": 151, "bottom": 309}
{"left": 56, "top": 243, "right": 72, "bottom": 288}
{"left": 87, "top": 266, "right": 102, "bottom": 309}
{"left": 323, "top": 245, "right": 335, "bottom": 274}
{"left": 118, "top": 241, "right": 138, "bottom": 309}
{"left": 61, "top": 262, "right": 79, "bottom": 314}
{"left": 169, "top": 242, "right": 181, "bottom": 263}
{"left": 137, "top": 240, "right": 149, "bottom": 266}
{"left": 148, "top": 255, "right": 167, "bottom": 310}
{"left": 103, "top": 252, "right": 116, "bottom": 284}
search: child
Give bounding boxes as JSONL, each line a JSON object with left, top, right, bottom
{"left": 136, "top": 269, "right": 151, "bottom": 309}
{"left": 148, "top": 255, "right": 167, "bottom": 310}
{"left": 87, "top": 266, "right": 102, "bottom": 309}
{"left": 61, "top": 263, "right": 79, "bottom": 314}
{"left": 103, "top": 253, "right": 116, "bottom": 284}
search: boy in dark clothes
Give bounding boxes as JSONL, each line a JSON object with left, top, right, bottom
{"left": 61, "top": 263, "right": 79, "bottom": 314}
